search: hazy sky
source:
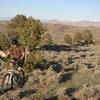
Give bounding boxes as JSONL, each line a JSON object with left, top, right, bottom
{"left": 0, "top": 0, "right": 100, "bottom": 21}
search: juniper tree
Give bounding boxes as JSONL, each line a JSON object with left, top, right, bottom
{"left": 7, "top": 14, "right": 27, "bottom": 40}
{"left": 0, "top": 15, "right": 46, "bottom": 71}
{"left": 19, "top": 16, "right": 46, "bottom": 71}
{"left": 82, "top": 30, "right": 93, "bottom": 44}
{"left": 19, "top": 16, "right": 46, "bottom": 51}
{"left": 64, "top": 34, "right": 72, "bottom": 46}
{"left": 74, "top": 32, "right": 83, "bottom": 44}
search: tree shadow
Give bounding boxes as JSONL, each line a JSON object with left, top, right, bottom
{"left": 41, "top": 44, "right": 88, "bottom": 52}
{"left": 41, "top": 44, "right": 71, "bottom": 52}
{"left": 71, "top": 97, "right": 79, "bottom": 100}
{"left": 84, "top": 63, "right": 93, "bottom": 68}
{"left": 64, "top": 88, "right": 77, "bottom": 97}
{"left": 44, "top": 96, "right": 58, "bottom": 100}
{"left": 64, "top": 67, "right": 74, "bottom": 72}
{"left": 46, "top": 60, "right": 63, "bottom": 73}
{"left": 58, "top": 73, "right": 72, "bottom": 83}
{"left": 0, "top": 87, "right": 13, "bottom": 95}
{"left": 18, "top": 89, "right": 37, "bottom": 99}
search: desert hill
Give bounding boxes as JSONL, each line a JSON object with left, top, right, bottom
{"left": 45, "top": 20, "right": 100, "bottom": 28}
{"left": 0, "top": 21, "right": 9, "bottom": 32}
{"left": 0, "top": 20, "right": 100, "bottom": 100}
{"left": 44, "top": 23, "right": 100, "bottom": 44}
{"left": 1, "top": 20, "right": 100, "bottom": 44}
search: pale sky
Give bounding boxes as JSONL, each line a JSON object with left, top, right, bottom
{"left": 0, "top": 0, "right": 100, "bottom": 21}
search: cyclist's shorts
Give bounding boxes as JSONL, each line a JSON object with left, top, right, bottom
{"left": 12, "top": 57, "right": 25, "bottom": 68}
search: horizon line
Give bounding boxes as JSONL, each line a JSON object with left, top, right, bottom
{"left": 0, "top": 17, "right": 100, "bottom": 22}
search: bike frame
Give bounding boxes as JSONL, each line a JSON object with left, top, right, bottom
{"left": 5, "top": 61, "right": 19, "bottom": 84}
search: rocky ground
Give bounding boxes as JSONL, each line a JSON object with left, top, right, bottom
{"left": 0, "top": 44, "right": 100, "bottom": 100}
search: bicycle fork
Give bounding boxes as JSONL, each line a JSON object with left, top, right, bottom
{"left": 5, "top": 71, "right": 13, "bottom": 84}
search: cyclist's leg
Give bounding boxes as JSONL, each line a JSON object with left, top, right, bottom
{"left": 18, "top": 65, "right": 24, "bottom": 79}
{"left": 17, "top": 59, "right": 25, "bottom": 87}
{"left": 18, "top": 58, "right": 24, "bottom": 72}
{"left": 11, "top": 57, "right": 18, "bottom": 70}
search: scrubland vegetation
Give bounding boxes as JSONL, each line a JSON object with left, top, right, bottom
{"left": 0, "top": 15, "right": 100, "bottom": 100}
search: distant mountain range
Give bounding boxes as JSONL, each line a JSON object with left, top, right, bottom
{"left": 44, "top": 20, "right": 100, "bottom": 28}
{"left": 0, "top": 17, "right": 11, "bottom": 21}
{"left": 0, "top": 17, "right": 100, "bottom": 28}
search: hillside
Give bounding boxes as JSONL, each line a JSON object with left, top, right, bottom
{"left": 44, "top": 23, "right": 100, "bottom": 44}
{"left": 0, "top": 21, "right": 9, "bottom": 32}
{"left": 0, "top": 39, "right": 100, "bottom": 100}
{"left": 0, "top": 21, "right": 100, "bottom": 100}
{"left": 0, "top": 21, "right": 100, "bottom": 44}
{"left": 45, "top": 20, "right": 100, "bottom": 28}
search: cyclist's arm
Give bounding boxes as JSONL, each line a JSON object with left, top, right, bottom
{"left": 6, "top": 46, "right": 13, "bottom": 58}
{"left": 20, "top": 52, "right": 25, "bottom": 60}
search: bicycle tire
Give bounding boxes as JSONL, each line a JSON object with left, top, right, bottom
{"left": 12, "top": 73, "right": 19, "bottom": 89}
{"left": 1, "top": 73, "right": 12, "bottom": 93}
{"left": 17, "top": 70, "right": 25, "bottom": 88}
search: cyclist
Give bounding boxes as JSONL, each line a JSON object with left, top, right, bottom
{"left": 6, "top": 39, "right": 25, "bottom": 72}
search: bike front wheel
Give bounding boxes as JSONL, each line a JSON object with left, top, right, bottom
{"left": 1, "top": 73, "right": 13, "bottom": 93}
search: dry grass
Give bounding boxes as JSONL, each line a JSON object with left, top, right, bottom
{"left": 1, "top": 21, "right": 100, "bottom": 100}
{"left": 0, "top": 21, "right": 9, "bottom": 32}
{"left": 44, "top": 23, "right": 100, "bottom": 44}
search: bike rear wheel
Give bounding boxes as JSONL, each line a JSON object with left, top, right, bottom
{"left": 17, "top": 70, "right": 25, "bottom": 88}
{"left": 1, "top": 73, "right": 13, "bottom": 93}
{"left": 12, "top": 73, "right": 19, "bottom": 89}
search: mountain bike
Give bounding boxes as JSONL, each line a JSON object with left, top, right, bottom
{"left": 1, "top": 60, "right": 25, "bottom": 93}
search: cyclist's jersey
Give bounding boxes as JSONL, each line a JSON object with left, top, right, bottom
{"left": 8, "top": 44, "right": 25, "bottom": 59}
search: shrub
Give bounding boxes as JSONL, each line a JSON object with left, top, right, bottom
{"left": 1, "top": 15, "right": 46, "bottom": 71}
{"left": 7, "top": 14, "right": 27, "bottom": 32}
{"left": 46, "top": 33, "right": 53, "bottom": 45}
{"left": 38, "top": 33, "right": 54, "bottom": 49}
{"left": 0, "top": 33, "right": 10, "bottom": 50}
{"left": 0, "top": 15, "right": 28, "bottom": 50}
{"left": 24, "top": 50, "right": 44, "bottom": 72}
{"left": 43, "top": 33, "right": 53, "bottom": 45}
{"left": 73, "top": 32, "right": 83, "bottom": 44}
{"left": 18, "top": 16, "right": 46, "bottom": 71}
{"left": 19, "top": 16, "right": 46, "bottom": 51}
{"left": 82, "top": 30, "right": 93, "bottom": 44}
{"left": 64, "top": 34, "right": 72, "bottom": 45}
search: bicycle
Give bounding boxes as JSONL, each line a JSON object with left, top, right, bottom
{"left": 1, "top": 60, "right": 25, "bottom": 93}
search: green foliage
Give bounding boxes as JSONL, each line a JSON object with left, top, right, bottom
{"left": 19, "top": 16, "right": 46, "bottom": 71}
{"left": 7, "top": 14, "right": 27, "bottom": 32}
{"left": 6, "top": 15, "right": 27, "bottom": 43}
{"left": 74, "top": 32, "right": 83, "bottom": 43}
{"left": 0, "top": 14, "right": 46, "bottom": 71}
{"left": 0, "top": 15, "right": 27, "bottom": 50}
{"left": 40, "top": 33, "right": 53, "bottom": 46}
{"left": 46, "top": 33, "right": 53, "bottom": 45}
{"left": 82, "top": 30, "right": 93, "bottom": 44}
{"left": 23, "top": 50, "right": 43, "bottom": 72}
{"left": 7, "top": 31, "right": 19, "bottom": 40}
{"left": 19, "top": 17, "right": 46, "bottom": 51}
{"left": 73, "top": 30, "right": 93, "bottom": 45}
{"left": 64, "top": 34, "right": 72, "bottom": 45}
{"left": 37, "top": 33, "right": 53, "bottom": 48}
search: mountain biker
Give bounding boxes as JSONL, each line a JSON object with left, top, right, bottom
{"left": 6, "top": 39, "right": 25, "bottom": 72}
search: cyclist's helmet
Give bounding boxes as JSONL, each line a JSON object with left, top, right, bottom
{"left": 11, "top": 39, "right": 18, "bottom": 45}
